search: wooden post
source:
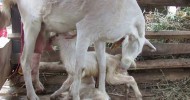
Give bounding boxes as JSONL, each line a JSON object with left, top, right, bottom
{"left": 0, "top": 38, "right": 12, "bottom": 89}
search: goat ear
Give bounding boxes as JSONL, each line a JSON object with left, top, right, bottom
{"left": 111, "top": 37, "right": 125, "bottom": 50}
{"left": 114, "top": 54, "right": 122, "bottom": 60}
{"left": 63, "top": 32, "right": 77, "bottom": 39}
{"left": 144, "top": 39, "right": 156, "bottom": 52}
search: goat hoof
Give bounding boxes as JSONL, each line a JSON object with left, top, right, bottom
{"left": 36, "top": 89, "right": 46, "bottom": 94}
{"left": 35, "top": 86, "right": 46, "bottom": 94}
{"left": 103, "top": 92, "right": 110, "bottom": 100}
{"left": 51, "top": 94, "right": 71, "bottom": 100}
{"left": 50, "top": 94, "right": 60, "bottom": 100}
{"left": 27, "top": 94, "right": 40, "bottom": 100}
{"left": 136, "top": 94, "right": 143, "bottom": 100}
{"left": 35, "top": 82, "right": 45, "bottom": 94}
{"left": 72, "top": 95, "right": 80, "bottom": 100}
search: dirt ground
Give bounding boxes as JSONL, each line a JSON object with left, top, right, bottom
{"left": 1, "top": 71, "right": 190, "bottom": 100}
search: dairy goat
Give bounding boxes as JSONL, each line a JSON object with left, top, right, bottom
{"left": 1, "top": 0, "right": 149, "bottom": 99}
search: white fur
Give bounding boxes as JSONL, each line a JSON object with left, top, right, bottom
{"left": 1, "top": 0, "right": 145, "bottom": 99}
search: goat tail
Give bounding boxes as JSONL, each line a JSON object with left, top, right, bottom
{"left": 0, "top": 0, "right": 15, "bottom": 29}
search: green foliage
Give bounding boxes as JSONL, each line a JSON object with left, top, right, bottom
{"left": 181, "top": 7, "right": 190, "bottom": 16}
{"left": 145, "top": 7, "right": 190, "bottom": 31}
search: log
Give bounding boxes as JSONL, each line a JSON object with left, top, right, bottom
{"left": 8, "top": 33, "right": 21, "bottom": 40}
{"left": 135, "top": 59, "right": 190, "bottom": 70}
{"left": 0, "top": 38, "right": 12, "bottom": 90}
{"left": 38, "top": 58, "right": 190, "bottom": 73}
{"left": 145, "top": 31, "right": 190, "bottom": 39}
{"left": 110, "top": 43, "right": 190, "bottom": 56}
{"left": 8, "top": 31, "right": 190, "bottom": 40}
{"left": 39, "top": 62, "right": 66, "bottom": 73}
{"left": 138, "top": 0, "right": 190, "bottom": 6}
{"left": 141, "top": 43, "right": 190, "bottom": 56}
{"left": 130, "top": 68, "right": 190, "bottom": 83}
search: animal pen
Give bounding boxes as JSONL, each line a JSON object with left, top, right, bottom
{"left": 1, "top": 0, "right": 190, "bottom": 100}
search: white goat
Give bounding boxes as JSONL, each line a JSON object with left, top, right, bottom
{"left": 1, "top": 0, "right": 147, "bottom": 99}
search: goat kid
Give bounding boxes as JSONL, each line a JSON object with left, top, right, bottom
{"left": 50, "top": 33, "right": 156, "bottom": 100}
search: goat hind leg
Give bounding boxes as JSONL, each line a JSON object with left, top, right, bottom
{"left": 20, "top": 20, "right": 42, "bottom": 100}
{"left": 107, "top": 74, "right": 142, "bottom": 100}
{"left": 127, "top": 76, "right": 142, "bottom": 100}
{"left": 31, "top": 53, "right": 45, "bottom": 94}
{"left": 50, "top": 75, "right": 73, "bottom": 99}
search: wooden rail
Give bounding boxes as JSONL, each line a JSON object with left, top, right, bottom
{"left": 8, "top": 33, "right": 21, "bottom": 39}
{"left": 37, "top": 58, "right": 190, "bottom": 72}
{"left": 146, "top": 31, "right": 190, "bottom": 39}
{"left": 8, "top": 31, "right": 190, "bottom": 40}
{"left": 138, "top": 0, "right": 190, "bottom": 6}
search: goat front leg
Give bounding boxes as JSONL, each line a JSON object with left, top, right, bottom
{"left": 70, "top": 33, "right": 90, "bottom": 100}
{"left": 94, "top": 41, "right": 110, "bottom": 100}
{"left": 20, "top": 20, "right": 42, "bottom": 100}
{"left": 106, "top": 73, "right": 142, "bottom": 100}
{"left": 50, "top": 75, "right": 73, "bottom": 99}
